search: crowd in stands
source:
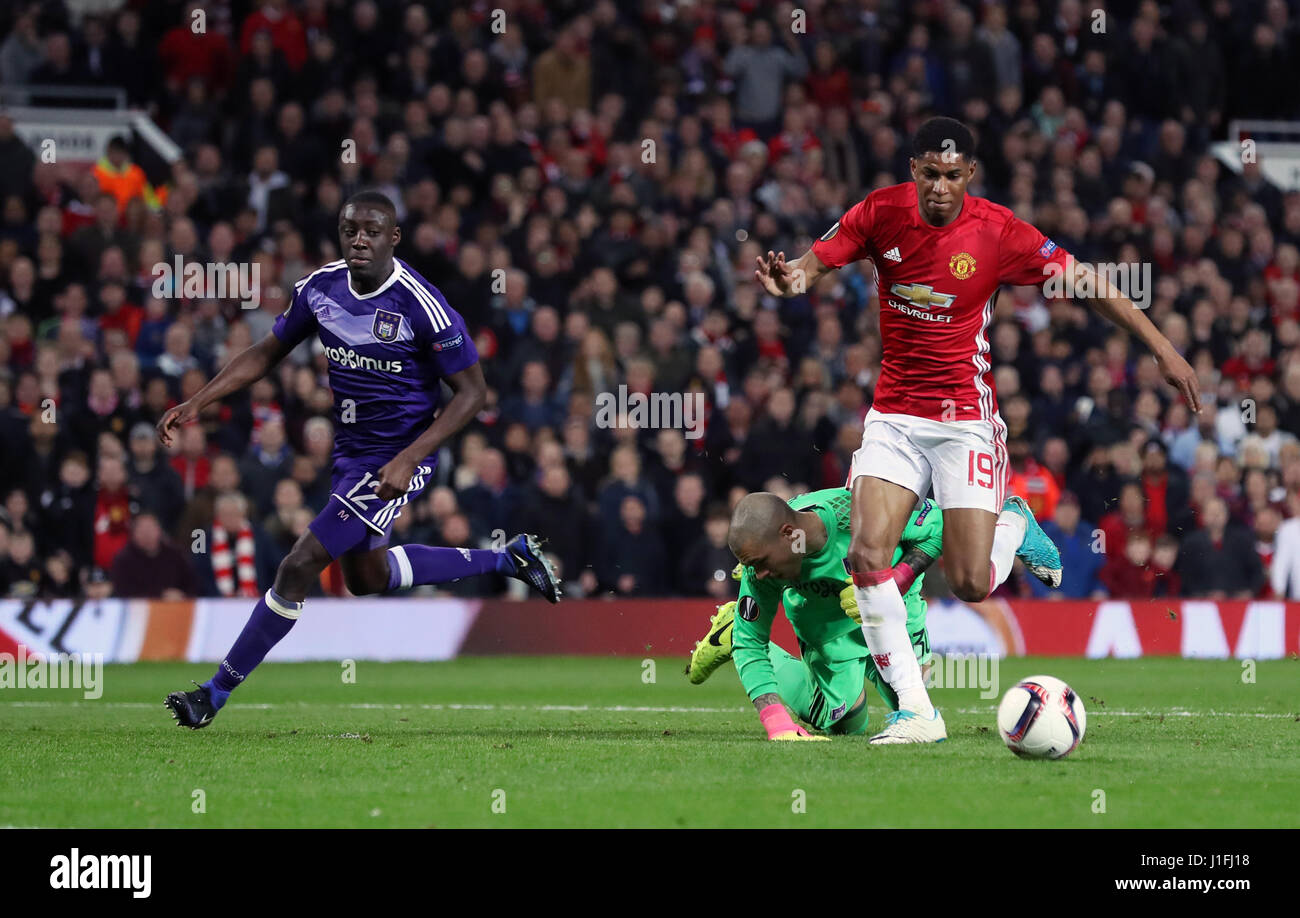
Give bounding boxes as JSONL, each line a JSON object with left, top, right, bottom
{"left": 3, "top": 0, "right": 1300, "bottom": 602}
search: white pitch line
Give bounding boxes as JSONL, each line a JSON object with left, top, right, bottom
{"left": 954, "top": 706, "right": 1298, "bottom": 719}
{"left": 0, "top": 701, "right": 1295, "bottom": 718}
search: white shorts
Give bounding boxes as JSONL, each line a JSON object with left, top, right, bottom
{"left": 847, "top": 408, "right": 1008, "bottom": 514}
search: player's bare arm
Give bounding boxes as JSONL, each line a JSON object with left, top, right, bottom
{"left": 374, "top": 361, "right": 487, "bottom": 501}
{"left": 1069, "top": 259, "right": 1201, "bottom": 414}
{"left": 156, "top": 332, "right": 292, "bottom": 448}
{"left": 754, "top": 247, "right": 833, "bottom": 296}
{"left": 898, "top": 546, "right": 939, "bottom": 580}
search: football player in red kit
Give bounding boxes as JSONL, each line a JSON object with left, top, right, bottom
{"left": 756, "top": 117, "right": 1200, "bottom": 743}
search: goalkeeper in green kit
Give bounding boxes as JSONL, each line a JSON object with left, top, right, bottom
{"left": 686, "top": 488, "right": 944, "bottom": 741}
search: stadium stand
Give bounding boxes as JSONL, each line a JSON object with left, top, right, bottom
{"left": 1, "top": 0, "right": 1300, "bottom": 602}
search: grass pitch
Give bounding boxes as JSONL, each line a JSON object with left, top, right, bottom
{"left": 2, "top": 656, "right": 1297, "bottom": 828}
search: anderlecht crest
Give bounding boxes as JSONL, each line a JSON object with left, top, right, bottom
{"left": 373, "top": 309, "right": 402, "bottom": 342}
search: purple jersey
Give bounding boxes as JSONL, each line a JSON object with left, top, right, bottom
{"left": 272, "top": 258, "right": 479, "bottom": 461}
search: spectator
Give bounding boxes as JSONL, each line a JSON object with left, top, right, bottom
{"left": 40, "top": 548, "right": 78, "bottom": 599}
{"left": 70, "top": 194, "right": 133, "bottom": 280}
{"left": 1176, "top": 497, "right": 1265, "bottom": 599}
{"left": 0, "top": 529, "right": 41, "bottom": 598}
{"left": 1098, "top": 480, "right": 1159, "bottom": 558}
{"left": 723, "top": 19, "right": 808, "bottom": 137}
{"left": 1007, "top": 437, "right": 1061, "bottom": 523}
{"left": 193, "top": 493, "right": 277, "bottom": 597}
{"left": 92, "top": 137, "right": 159, "bottom": 216}
{"left": 40, "top": 451, "right": 96, "bottom": 570}
{"left": 1140, "top": 438, "right": 1191, "bottom": 537}
{"left": 1151, "top": 535, "right": 1182, "bottom": 597}
{"left": 238, "top": 0, "right": 307, "bottom": 73}
{"left": 1239, "top": 403, "right": 1297, "bottom": 468}
{"left": 532, "top": 23, "right": 591, "bottom": 111}
{"left": 499, "top": 360, "right": 564, "bottom": 432}
{"left": 0, "top": 9, "right": 43, "bottom": 87}
{"left": 109, "top": 512, "right": 197, "bottom": 598}
{"left": 126, "top": 422, "right": 184, "bottom": 531}
{"left": 1253, "top": 504, "right": 1283, "bottom": 596}
{"left": 92, "top": 453, "right": 133, "bottom": 572}
{"left": 512, "top": 463, "right": 593, "bottom": 597}
{"left": 458, "top": 448, "right": 518, "bottom": 542}
{"left": 171, "top": 424, "right": 212, "bottom": 499}
{"left": 1033, "top": 492, "right": 1104, "bottom": 599}
{"left": 30, "top": 31, "right": 91, "bottom": 87}
{"left": 82, "top": 565, "right": 113, "bottom": 599}
{"left": 158, "top": 2, "right": 235, "bottom": 97}
{"left": 738, "top": 387, "right": 813, "bottom": 490}
{"left": 679, "top": 503, "right": 738, "bottom": 600}
{"left": 596, "top": 494, "right": 666, "bottom": 596}
{"left": 1100, "top": 531, "right": 1159, "bottom": 599}
{"left": 239, "top": 417, "right": 293, "bottom": 517}
{"left": 262, "top": 478, "right": 305, "bottom": 560}
{"left": 646, "top": 429, "right": 708, "bottom": 511}
{"left": 177, "top": 453, "right": 241, "bottom": 543}
{"left": 1271, "top": 491, "right": 1300, "bottom": 599}
{"left": 596, "top": 444, "right": 661, "bottom": 526}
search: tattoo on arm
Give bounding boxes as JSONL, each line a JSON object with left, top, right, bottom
{"left": 901, "top": 548, "right": 937, "bottom": 575}
{"left": 753, "top": 693, "right": 782, "bottom": 713}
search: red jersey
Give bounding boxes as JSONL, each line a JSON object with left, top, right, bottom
{"left": 811, "top": 182, "right": 1072, "bottom": 422}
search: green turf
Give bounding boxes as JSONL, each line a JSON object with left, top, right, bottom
{"left": 1, "top": 656, "right": 1297, "bottom": 827}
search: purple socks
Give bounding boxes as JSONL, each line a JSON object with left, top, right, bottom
{"left": 385, "top": 544, "right": 514, "bottom": 590}
{"left": 204, "top": 588, "right": 303, "bottom": 709}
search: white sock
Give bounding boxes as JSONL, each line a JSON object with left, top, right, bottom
{"left": 990, "top": 508, "right": 1027, "bottom": 589}
{"left": 855, "top": 575, "right": 934, "bottom": 717}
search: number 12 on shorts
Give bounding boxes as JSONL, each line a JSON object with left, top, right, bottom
{"left": 967, "top": 450, "right": 995, "bottom": 489}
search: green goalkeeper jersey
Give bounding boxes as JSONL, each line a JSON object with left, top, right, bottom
{"left": 733, "top": 488, "right": 943, "bottom": 702}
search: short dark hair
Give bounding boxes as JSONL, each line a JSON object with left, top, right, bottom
{"left": 342, "top": 190, "right": 397, "bottom": 223}
{"left": 911, "top": 117, "right": 975, "bottom": 162}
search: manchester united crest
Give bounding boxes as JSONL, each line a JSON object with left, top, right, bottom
{"left": 949, "top": 252, "right": 977, "bottom": 279}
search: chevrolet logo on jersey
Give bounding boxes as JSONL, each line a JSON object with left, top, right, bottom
{"left": 888, "top": 283, "right": 956, "bottom": 322}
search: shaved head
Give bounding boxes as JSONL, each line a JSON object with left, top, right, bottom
{"left": 728, "top": 492, "right": 796, "bottom": 558}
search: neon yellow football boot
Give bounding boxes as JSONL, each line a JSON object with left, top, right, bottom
{"left": 686, "top": 601, "right": 736, "bottom": 684}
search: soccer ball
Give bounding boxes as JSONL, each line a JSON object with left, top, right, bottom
{"left": 996, "top": 675, "right": 1086, "bottom": 760}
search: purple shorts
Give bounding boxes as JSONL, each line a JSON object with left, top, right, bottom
{"left": 308, "top": 455, "right": 435, "bottom": 558}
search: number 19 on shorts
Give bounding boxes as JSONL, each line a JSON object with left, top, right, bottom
{"left": 967, "top": 450, "right": 995, "bottom": 489}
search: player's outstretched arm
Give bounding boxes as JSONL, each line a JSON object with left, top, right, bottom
{"left": 156, "top": 332, "right": 292, "bottom": 447}
{"left": 754, "top": 248, "right": 833, "bottom": 297}
{"left": 374, "top": 361, "right": 488, "bottom": 502}
{"left": 733, "top": 570, "right": 829, "bottom": 741}
{"left": 1073, "top": 260, "right": 1201, "bottom": 414}
{"left": 753, "top": 692, "right": 829, "bottom": 741}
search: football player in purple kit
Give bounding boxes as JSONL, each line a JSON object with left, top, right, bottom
{"left": 160, "top": 191, "right": 561, "bottom": 729}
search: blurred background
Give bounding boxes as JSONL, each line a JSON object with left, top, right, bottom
{"left": 1, "top": 0, "right": 1299, "bottom": 607}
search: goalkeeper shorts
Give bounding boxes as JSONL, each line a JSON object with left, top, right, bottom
{"left": 796, "top": 618, "right": 932, "bottom": 735}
